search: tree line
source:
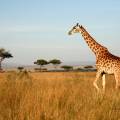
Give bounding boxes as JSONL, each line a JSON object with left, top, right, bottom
{"left": 34, "top": 59, "right": 73, "bottom": 71}
{"left": 0, "top": 48, "right": 73, "bottom": 71}
{"left": 0, "top": 48, "right": 95, "bottom": 72}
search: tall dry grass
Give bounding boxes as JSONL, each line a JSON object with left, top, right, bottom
{"left": 0, "top": 71, "right": 120, "bottom": 120}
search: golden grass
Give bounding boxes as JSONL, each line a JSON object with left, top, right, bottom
{"left": 0, "top": 71, "right": 120, "bottom": 120}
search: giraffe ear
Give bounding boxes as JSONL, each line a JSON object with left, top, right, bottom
{"left": 76, "top": 23, "right": 79, "bottom": 26}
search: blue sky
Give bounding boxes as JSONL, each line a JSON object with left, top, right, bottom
{"left": 0, "top": 0, "right": 120, "bottom": 65}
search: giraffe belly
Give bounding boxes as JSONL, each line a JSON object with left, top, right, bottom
{"left": 97, "top": 65, "right": 114, "bottom": 74}
{"left": 104, "top": 69, "right": 114, "bottom": 74}
{"left": 102, "top": 67, "right": 114, "bottom": 74}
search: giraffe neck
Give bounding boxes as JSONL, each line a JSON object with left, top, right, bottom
{"left": 80, "top": 27, "right": 108, "bottom": 57}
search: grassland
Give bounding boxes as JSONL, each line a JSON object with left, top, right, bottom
{"left": 0, "top": 71, "right": 120, "bottom": 120}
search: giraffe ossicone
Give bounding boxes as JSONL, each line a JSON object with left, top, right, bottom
{"left": 68, "top": 23, "right": 120, "bottom": 92}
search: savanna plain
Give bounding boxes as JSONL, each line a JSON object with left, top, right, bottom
{"left": 0, "top": 71, "right": 120, "bottom": 120}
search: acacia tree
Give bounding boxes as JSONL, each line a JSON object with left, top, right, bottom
{"left": 0, "top": 48, "right": 13, "bottom": 70}
{"left": 49, "top": 59, "right": 61, "bottom": 70}
{"left": 61, "top": 65, "right": 73, "bottom": 71}
{"left": 34, "top": 59, "right": 48, "bottom": 71}
{"left": 84, "top": 65, "right": 93, "bottom": 69}
{"left": 17, "top": 66, "right": 24, "bottom": 72}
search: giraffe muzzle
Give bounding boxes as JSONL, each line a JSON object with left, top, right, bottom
{"left": 68, "top": 31, "right": 72, "bottom": 35}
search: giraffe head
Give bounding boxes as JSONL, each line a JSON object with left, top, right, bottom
{"left": 68, "top": 23, "right": 82, "bottom": 35}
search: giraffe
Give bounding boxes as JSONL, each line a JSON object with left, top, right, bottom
{"left": 68, "top": 23, "right": 120, "bottom": 92}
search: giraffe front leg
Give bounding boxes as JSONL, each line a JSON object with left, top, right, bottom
{"left": 93, "top": 71, "right": 101, "bottom": 92}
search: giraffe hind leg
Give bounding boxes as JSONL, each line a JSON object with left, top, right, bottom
{"left": 114, "top": 72, "right": 120, "bottom": 89}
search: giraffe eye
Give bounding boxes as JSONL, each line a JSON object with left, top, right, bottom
{"left": 73, "top": 27, "right": 76, "bottom": 29}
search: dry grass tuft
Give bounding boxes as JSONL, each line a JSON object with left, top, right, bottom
{"left": 0, "top": 71, "right": 120, "bottom": 120}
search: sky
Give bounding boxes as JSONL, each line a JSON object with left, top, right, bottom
{"left": 0, "top": 0, "right": 120, "bottom": 65}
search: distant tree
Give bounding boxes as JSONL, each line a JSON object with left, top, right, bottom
{"left": 34, "top": 68, "right": 47, "bottom": 72}
{"left": 49, "top": 59, "right": 61, "bottom": 70}
{"left": 0, "top": 48, "right": 13, "bottom": 70}
{"left": 76, "top": 67, "right": 83, "bottom": 71}
{"left": 84, "top": 65, "right": 93, "bottom": 69}
{"left": 61, "top": 65, "right": 73, "bottom": 71}
{"left": 34, "top": 59, "right": 48, "bottom": 71}
{"left": 17, "top": 66, "right": 24, "bottom": 72}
